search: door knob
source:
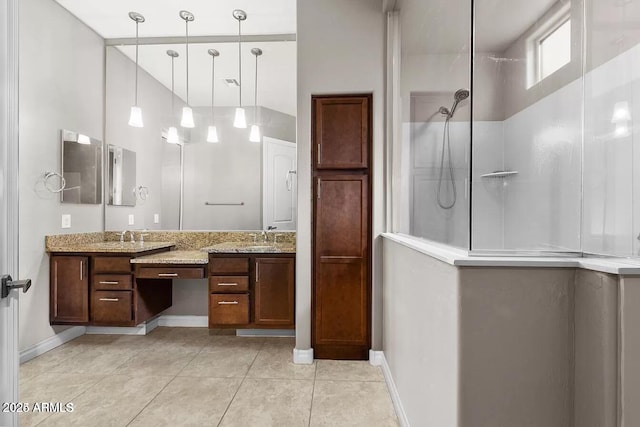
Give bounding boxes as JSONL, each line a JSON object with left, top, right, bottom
{"left": 1, "top": 274, "right": 32, "bottom": 299}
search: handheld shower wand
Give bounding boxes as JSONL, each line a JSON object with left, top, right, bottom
{"left": 437, "top": 89, "right": 469, "bottom": 209}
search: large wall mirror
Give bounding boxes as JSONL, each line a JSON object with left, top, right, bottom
{"left": 98, "top": 4, "right": 297, "bottom": 232}
{"left": 61, "top": 129, "right": 102, "bottom": 204}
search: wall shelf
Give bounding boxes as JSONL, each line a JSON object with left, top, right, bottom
{"left": 480, "top": 171, "right": 519, "bottom": 179}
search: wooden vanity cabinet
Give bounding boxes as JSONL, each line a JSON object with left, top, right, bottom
{"left": 208, "top": 254, "right": 295, "bottom": 329}
{"left": 91, "top": 256, "right": 134, "bottom": 326}
{"left": 50, "top": 256, "right": 89, "bottom": 324}
{"left": 50, "top": 248, "right": 172, "bottom": 327}
{"left": 254, "top": 257, "right": 295, "bottom": 326}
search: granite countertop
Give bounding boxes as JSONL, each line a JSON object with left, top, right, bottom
{"left": 131, "top": 250, "right": 209, "bottom": 265}
{"left": 201, "top": 241, "right": 296, "bottom": 254}
{"left": 46, "top": 241, "right": 176, "bottom": 254}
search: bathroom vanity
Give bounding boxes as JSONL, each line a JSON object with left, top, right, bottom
{"left": 46, "top": 232, "right": 296, "bottom": 330}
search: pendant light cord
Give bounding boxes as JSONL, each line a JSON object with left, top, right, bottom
{"left": 238, "top": 19, "right": 242, "bottom": 107}
{"left": 254, "top": 53, "right": 258, "bottom": 123}
{"left": 171, "top": 56, "right": 175, "bottom": 116}
{"left": 135, "top": 21, "right": 139, "bottom": 106}
{"left": 211, "top": 56, "right": 215, "bottom": 122}
{"left": 185, "top": 20, "right": 190, "bottom": 105}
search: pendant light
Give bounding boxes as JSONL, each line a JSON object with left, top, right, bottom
{"left": 207, "top": 49, "right": 220, "bottom": 143}
{"left": 179, "top": 10, "right": 195, "bottom": 128}
{"left": 166, "top": 50, "right": 180, "bottom": 144}
{"left": 233, "top": 9, "right": 247, "bottom": 128}
{"left": 128, "top": 12, "right": 145, "bottom": 128}
{"left": 249, "top": 48, "right": 263, "bottom": 142}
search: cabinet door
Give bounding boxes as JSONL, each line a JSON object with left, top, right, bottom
{"left": 313, "top": 95, "right": 370, "bottom": 169}
{"left": 50, "top": 256, "right": 89, "bottom": 323}
{"left": 254, "top": 257, "right": 295, "bottom": 326}
{"left": 313, "top": 175, "right": 370, "bottom": 359}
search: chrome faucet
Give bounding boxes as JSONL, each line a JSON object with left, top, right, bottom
{"left": 120, "top": 230, "right": 135, "bottom": 243}
{"left": 261, "top": 226, "right": 277, "bottom": 243}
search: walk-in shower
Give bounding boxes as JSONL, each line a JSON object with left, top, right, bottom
{"left": 397, "top": 0, "right": 639, "bottom": 257}
{"left": 437, "top": 89, "right": 469, "bottom": 209}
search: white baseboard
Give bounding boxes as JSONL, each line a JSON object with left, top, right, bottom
{"left": 86, "top": 317, "right": 160, "bottom": 335}
{"left": 20, "top": 326, "right": 86, "bottom": 364}
{"left": 293, "top": 348, "right": 314, "bottom": 365}
{"left": 379, "top": 352, "right": 410, "bottom": 427}
{"left": 157, "top": 315, "right": 208, "bottom": 327}
{"left": 369, "top": 349, "right": 384, "bottom": 366}
{"left": 236, "top": 329, "right": 295, "bottom": 337}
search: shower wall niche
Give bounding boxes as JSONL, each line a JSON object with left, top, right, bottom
{"left": 397, "top": 0, "right": 640, "bottom": 257}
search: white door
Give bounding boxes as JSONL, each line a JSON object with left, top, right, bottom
{"left": 263, "top": 137, "right": 297, "bottom": 231}
{"left": 1, "top": 0, "right": 21, "bottom": 425}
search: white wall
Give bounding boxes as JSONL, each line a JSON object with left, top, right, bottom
{"left": 18, "top": 0, "right": 104, "bottom": 350}
{"left": 296, "top": 0, "right": 385, "bottom": 351}
{"left": 458, "top": 267, "right": 575, "bottom": 427}
{"left": 382, "top": 238, "right": 459, "bottom": 425}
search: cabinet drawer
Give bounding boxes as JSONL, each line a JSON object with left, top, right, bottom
{"left": 209, "top": 257, "right": 249, "bottom": 274}
{"left": 209, "top": 294, "right": 249, "bottom": 325}
{"left": 91, "top": 291, "right": 132, "bottom": 324}
{"left": 93, "top": 256, "right": 131, "bottom": 273}
{"left": 136, "top": 267, "right": 205, "bottom": 279}
{"left": 209, "top": 276, "right": 249, "bottom": 293}
{"left": 93, "top": 274, "right": 132, "bottom": 291}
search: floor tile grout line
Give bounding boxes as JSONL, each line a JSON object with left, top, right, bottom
{"left": 125, "top": 375, "right": 179, "bottom": 427}
{"left": 30, "top": 373, "right": 108, "bottom": 427}
{"left": 215, "top": 340, "right": 264, "bottom": 427}
{"left": 308, "top": 361, "right": 318, "bottom": 427}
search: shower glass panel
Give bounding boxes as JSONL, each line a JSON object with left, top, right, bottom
{"left": 398, "top": 0, "right": 472, "bottom": 249}
{"left": 471, "top": 0, "right": 583, "bottom": 253}
{"left": 582, "top": 0, "right": 639, "bottom": 257}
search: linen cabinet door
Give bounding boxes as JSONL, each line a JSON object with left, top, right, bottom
{"left": 313, "top": 174, "right": 370, "bottom": 359}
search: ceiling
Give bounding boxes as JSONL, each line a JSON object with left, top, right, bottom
{"left": 400, "top": 0, "right": 558, "bottom": 54}
{"left": 55, "top": 0, "right": 296, "bottom": 115}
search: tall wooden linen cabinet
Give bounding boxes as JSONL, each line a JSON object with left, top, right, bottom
{"left": 312, "top": 94, "right": 372, "bottom": 360}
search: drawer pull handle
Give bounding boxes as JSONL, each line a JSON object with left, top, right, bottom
{"left": 99, "top": 281, "right": 119, "bottom": 285}
{"left": 218, "top": 301, "right": 239, "bottom": 305}
{"left": 158, "top": 273, "right": 179, "bottom": 277}
{"left": 217, "top": 283, "right": 238, "bottom": 286}
{"left": 99, "top": 298, "right": 120, "bottom": 302}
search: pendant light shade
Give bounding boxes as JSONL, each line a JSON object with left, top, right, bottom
{"left": 233, "top": 107, "right": 247, "bottom": 128}
{"left": 207, "top": 126, "right": 219, "bottom": 143}
{"left": 128, "top": 106, "right": 144, "bottom": 128}
{"left": 180, "top": 10, "right": 195, "bottom": 128}
{"left": 250, "top": 47, "right": 263, "bottom": 142}
{"left": 207, "top": 48, "right": 220, "bottom": 143}
{"left": 128, "top": 12, "right": 145, "bottom": 128}
{"left": 166, "top": 49, "right": 180, "bottom": 144}
{"left": 249, "top": 124, "right": 261, "bottom": 142}
{"left": 233, "top": 10, "right": 247, "bottom": 128}
{"left": 181, "top": 107, "right": 195, "bottom": 128}
{"left": 167, "top": 126, "right": 179, "bottom": 144}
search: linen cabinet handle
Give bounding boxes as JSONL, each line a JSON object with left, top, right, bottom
{"left": 218, "top": 301, "right": 239, "bottom": 305}
{"left": 99, "top": 298, "right": 119, "bottom": 302}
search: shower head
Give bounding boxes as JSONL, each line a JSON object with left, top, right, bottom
{"left": 449, "top": 89, "right": 470, "bottom": 117}
{"left": 454, "top": 89, "right": 470, "bottom": 102}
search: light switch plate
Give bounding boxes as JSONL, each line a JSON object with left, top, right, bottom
{"left": 61, "top": 214, "right": 71, "bottom": 229}
{"left": 154, "top": 214, "right": 160, "bottom": 224}
{"left": 128, "top": 214, "right": 135, "bottom": 225}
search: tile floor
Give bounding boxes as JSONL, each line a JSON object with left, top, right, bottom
{"left": 19, "top": 327, "right": 399, "bottom": 426}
